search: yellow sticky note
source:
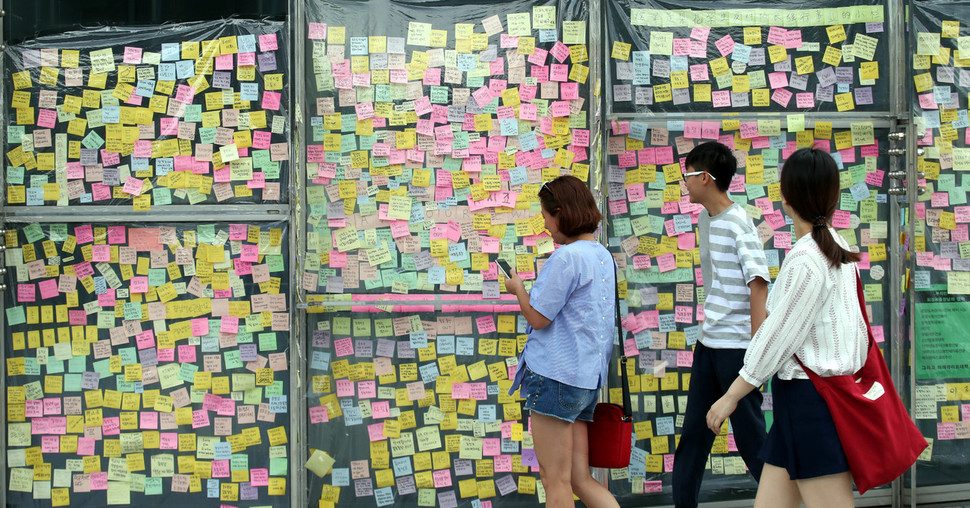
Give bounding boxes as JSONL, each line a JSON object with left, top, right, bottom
{"left": 611, "top": 41, "right": 631, "bottom": 61}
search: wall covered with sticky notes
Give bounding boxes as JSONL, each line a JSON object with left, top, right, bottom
{"left": 4, "top": 19, "right": 289, "bottom": 209}
{"left": 305, "top": 307, "right": 554, "bottom": 507}
{"left": 3, "top": 222, "right": 290, "bottom": 506}
{"left": 302, "top": 0, "right": 593, "bottom": 297}
{"left": 601, "top": 119, "right": 893, "bottom": 501}
{"left": 910, "top": 1, "right": 970, "bottom": 490}
{"left": 606, "top": 0, "right": 890, "bottom": 113}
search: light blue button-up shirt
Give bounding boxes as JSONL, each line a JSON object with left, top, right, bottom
{"left": 509, "top": 240, "right": 616, "bottom": 392}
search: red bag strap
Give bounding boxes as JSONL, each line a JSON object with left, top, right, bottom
{"left": 795, "top": 268, "right": 876, "bottom": 379}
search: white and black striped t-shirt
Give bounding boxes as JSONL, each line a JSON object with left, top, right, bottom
{"left": 698, "top": 203, "right": 770, "bottom": 349}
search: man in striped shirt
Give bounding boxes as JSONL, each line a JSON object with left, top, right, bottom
{"left": 673, "top": 141, "right": 770, "bottom": 508}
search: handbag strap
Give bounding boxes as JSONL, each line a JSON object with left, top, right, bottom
{"left": 614, "top": 262, "right": 632, "bottom": 419}
{"left": 795, "top": 269, "right": 875, "bottom": 379}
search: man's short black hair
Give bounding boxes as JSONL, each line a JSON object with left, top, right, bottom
{"left": 684, "top": 141, "right": 736, "bottom": 192}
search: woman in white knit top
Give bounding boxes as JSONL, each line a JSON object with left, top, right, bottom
{"left": 706, "top": 148, "right": 869, "bottom": 508}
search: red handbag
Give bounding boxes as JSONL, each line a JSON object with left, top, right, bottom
{"left": 796, "top": 271, "right": 927, "bottom": 494}
{"left": 587, "top": 264, "right": 633, "bottom": 469}
{"left": 587, "top": 358, "right": 633, "bottom": 468}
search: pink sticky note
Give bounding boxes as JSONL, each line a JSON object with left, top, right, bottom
{"left": 656, "top": 253, "right": 677, "bottom": 273}
{"left": 130, "top": 276, "right": 148, "bottom": 293}
{"left": 307, "top": 23, "right": 327, "bottom": 40}
{"left": 140, "top": 411, "right": 158, "bottom": 429}
{"left": 220, "top": 316, "right": 239, "bottom": 333}
{"left": 259, "top": 33, "right": 279, "bottom": 51}
{"left": 123, "top": 46, "right": 143, "bottom": 64}
{"left": 334, "top": 337, "right": 354, "bottom": 357}
{"left": 371, "top": 400, "right": 390, "bottom": 419}
{"left": 191, "top": 318, "right": 209, "bottom": 336}
{"left": 261, "top": 90, "right": 282, "bottom": 110}
{"left": 678, "top": 233, "right": 696, "bottom": 250}
{"left": 38, "top": 279, "right": 59, "bottom": 300}
{"left": 18, "top": 283, "right": 36, "bottom": 302}
{"left": 37, "top": 109, "right": 57, "bottom": 128}
{"left": 90, "top": 472, "right": 108, "bottom": 491}
{"left": 136, "top": 330, "right": 155, "bottom": 349}
{"left": 92, "top": 244, "right": 111, "bottom": 262}
{"left": 475, "top": 316, "right": 497, "bottom": 335}
{"left": 238, "top": 52, "right": 256, "bottom": 66}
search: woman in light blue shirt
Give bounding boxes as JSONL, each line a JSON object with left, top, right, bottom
{"left": 504, "top": 175, "right": 619, "bottom": 508}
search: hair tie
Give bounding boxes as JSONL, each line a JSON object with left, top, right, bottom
{"left": 813, "top": 215, "right": 827, "bottom": 228}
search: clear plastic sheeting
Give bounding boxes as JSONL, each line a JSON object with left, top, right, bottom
{"left": 601, "top": 118, "right": 895, "bottom": 504}
{"left": 3, "top": 19, "right": 290, "bottom": 209}
{"left": 909, "top": 0, "right": 970, "bottom": 490}
{"left": 2, "top": 221, "right": 291, "bottom": 507}
{"left": 605, "top": 0, "right": 890, "bottom": 114}
{"left": 301, "top": 0, "right": 591, "bottom": 297}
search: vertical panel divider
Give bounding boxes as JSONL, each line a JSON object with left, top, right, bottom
{"left": 886, "top": 2, "right": 906, "bottom": 508}
{"left": 291, "top": 0, "right": 309, "bottom": 506}
{"left": 1, "top": 5, "right": 8, "bottom": 507}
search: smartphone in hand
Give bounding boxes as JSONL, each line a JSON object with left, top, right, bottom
{"left": 495, "top": 259, "right": 513, "bottom": 278}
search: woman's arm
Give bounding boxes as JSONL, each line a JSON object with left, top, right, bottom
{"left": 705, "top": 255, "right": 826, "bottom": 433}
{"left": 504, "top": 271, "right": 552, "bottom": 330}
{"left": 706, "top": 376, "right": 758, "bottom": 433}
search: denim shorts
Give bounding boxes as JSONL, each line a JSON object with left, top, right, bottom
{"left": 520, "top": 366, "right": 599, "bottom": 423}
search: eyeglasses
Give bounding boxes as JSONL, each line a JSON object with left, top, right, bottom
{"left": 682, "top": 171, "right": 715, "bottom": 181}
{"left": 540, "top": 181, "right": 551, "bottom": 194}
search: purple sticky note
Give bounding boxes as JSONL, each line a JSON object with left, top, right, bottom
{"left": 239, "top": 343, "right": 258, "bottom": 362}
{"left": 257, "top": 52, "right": 277, "bottom": 72}
{"left": 521, "top": 448, "right": 539, "bottom": 466}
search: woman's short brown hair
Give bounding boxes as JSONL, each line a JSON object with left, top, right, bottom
{"left": 538, "top": 175, "right": 602, "bottom": 237}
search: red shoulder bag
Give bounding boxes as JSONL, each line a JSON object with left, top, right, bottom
{"left": 796, "top": 271, "right": 927, "bottom": 494}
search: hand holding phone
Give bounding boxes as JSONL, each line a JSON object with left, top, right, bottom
{"left": 495, "top": 259, "right": 513, "bottom": 278}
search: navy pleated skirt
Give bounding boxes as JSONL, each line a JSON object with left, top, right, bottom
{"left": 759, "top": 376, "right": 851, "bottom": 480}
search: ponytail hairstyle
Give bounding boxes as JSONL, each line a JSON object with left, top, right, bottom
{"left": 780, "top": 148, "right": 860, "bottom": 267}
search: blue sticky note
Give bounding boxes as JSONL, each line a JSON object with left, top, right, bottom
{"left": 237, "top": 34, "right": 256, "bottom": 54}
{"left": 161, "top": 43, "right": 180, "bottom": 61}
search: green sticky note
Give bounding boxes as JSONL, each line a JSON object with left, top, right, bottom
{"left": 244, "top": 386, "right": 263, "bottom": 405}
{"left": 745, "top": 184, "right": 766, "bottom": 200}
{"left": 97, "top": 311, "right": 116, "bottom": 329}
{"left": 177, "top": 362, "right": 199, "bottom": 383}
{"left": 266, "top": 255, "right": 285, "bottom": 273}
{"left": 49, "top": 224, "right": 68, "bottom": 241}
{"left": 183, "top": 104, "right": 202, "bottom": 122}
{"left": 236, "top": 330, "right": 254, "bottom": 344}
{"left": 123, "top": 302, "right": 143, "bottom": 321}
{"left": 153, "top": 187, "right": 172, "bottom": 206}
{"left": 6, "top": 305, "right": 27, "bottom": 326}
{"left": 64, "top": 373, "right": 83, "bottom": 392}
{"left": 7, "top": 125, "right": 25, "bottom": 143}
{"left": 231, "top": 454, "right": 250, "bottom": 471}
{"left": 67, "top": 357, "right": 87, "bottom": 373}
{"left": 196, "top": 224, "right": 216, "bottom": 244}
{"left": 93, "top": 358, "right": 112, "bottom": 377}
{"left": 224, "top": 350, "right": 243, "bottom": 369}
{"left": 118, "top": 347, "right": 137, "bottom": 365}
{"left": 258, "top": 333, "right": 277, "bottom": 352}
{"left": 148, "top": 269, "right": 167, "bottom": 287}
{"left": 265, "top": 380, "right": 284, "bottom": 397}
{"left": 612, "top": 217, "right": 633, "bottom": 237}
{"left": 7, "top": 166, "right": 25, "bottom": 185}
{"left": 144, "top": 477, "right": 163, "bottom": 495}
{"left": 252, "top": 150, "right": 271, "bottom": 169}
{"left": 269, "top": 457, "right": 288, "bottom": 476}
